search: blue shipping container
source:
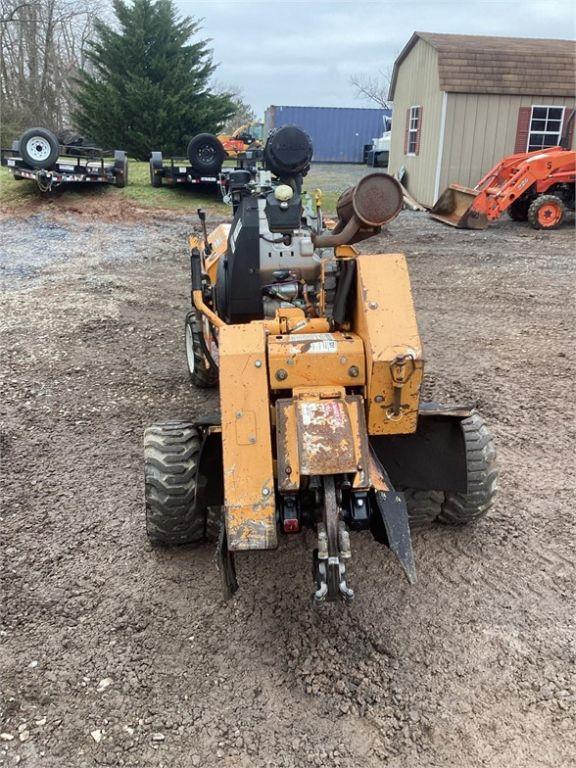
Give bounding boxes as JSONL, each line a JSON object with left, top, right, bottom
{"left": 264, "top": 105, "right": 391, "bottom": 163}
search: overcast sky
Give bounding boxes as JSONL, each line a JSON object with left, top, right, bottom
{"left": 174, "top": 0, "right": 575, "bottom": 116}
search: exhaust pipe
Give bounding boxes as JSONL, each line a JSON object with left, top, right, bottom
{"left": 313, "top": 173, "right": 403, "bottom": 248}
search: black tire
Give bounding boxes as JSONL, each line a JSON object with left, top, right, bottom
{"left": 114, "top": 151, "right": 128, "bottom": 188}
{"left": 437, "top": 413, "right": 498, "bottom": 525}
{"left": 144, "top": 421, "right": 207, "bottom": 546}
{"left": 528, "top": 194, "right": 566, "bottom": 230}
{"left": 185, "top": 313, "right": 218, "bottom": 388}
{"left": 403, "top": 489, "right": 444, "bottom": 527}
{"left": 19, "top": 127, "right": 59, "bottom": 169}
{"left": 187, "top": 133, "right": 225, "bottom": 174}
{"left": 150, "top": 151, "right": 163, "bottom": 187}
{"left": 508, "top": 197, "right": 531, "bottom": 222}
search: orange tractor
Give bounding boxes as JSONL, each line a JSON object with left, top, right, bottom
{"left": 430, "top": 146, "right": 575, "bottom": 230}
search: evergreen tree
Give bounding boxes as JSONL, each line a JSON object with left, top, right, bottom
{"left": 73, "top": 0, "right": 235, "bottom": 159}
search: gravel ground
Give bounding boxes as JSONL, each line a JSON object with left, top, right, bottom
{"left": 1, "top": 204, "right": 575, "bottom": 768}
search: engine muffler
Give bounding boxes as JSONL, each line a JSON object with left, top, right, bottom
{"left": 313, "top": 173, "right": 403, "bottom": 248}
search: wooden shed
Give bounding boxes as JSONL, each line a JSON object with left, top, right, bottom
{"left": 388, "top": 32, "right": 576, "bottom": 207}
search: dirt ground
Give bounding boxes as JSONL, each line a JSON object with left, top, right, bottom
{"left": 1, "top": 201, "right": 575, "bottom": 768}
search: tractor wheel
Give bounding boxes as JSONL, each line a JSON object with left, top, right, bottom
{"left": 508, "top": 197, "right": 531, "bottom": 222}
{"left": 20, "top": 127, "right": 59, "bottom": 169}
{"left": 528, "top": 195, "right": 565, "bottom": 230}
{"left": 187, "top": 133, "right": 225, "bottom": 174}
{"left": 437, "top": 413, "right": 498, "bottom": 525}
{"left": 403, "top": 490, "right": 444, "bottom": 527}
{"left": 185, "top": 312, "right": 218, "bottom": 388}
{"left": 144, "top": 421, "right": 207, "bottom": 545}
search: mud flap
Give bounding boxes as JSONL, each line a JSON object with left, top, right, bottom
{"left": 371, "top": 490, "right": 417, "bottom": 585}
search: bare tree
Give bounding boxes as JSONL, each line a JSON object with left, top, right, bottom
{"left": 216, "top": 84, "right": 257, "bottom": 134}
{"left": 350, "top": 67, "right": 393, "bottom": 110}
{"left": 0, "top": 0, "right": 105, "bottom": 141}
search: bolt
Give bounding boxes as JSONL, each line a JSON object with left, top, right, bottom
{"left": 276, "top": 369, "right": 288, "bottom": 381}
{"left": 249, "top": 436, "right": 256, "bottom": 444}
{"left": 357, "top": 464, "right": 363, "bottom": 472}
{"left": 262, "top": 487, "right": 270, "bottom": 497}
{"left": 375, "top": 395, "right": 384, "bottom": 403}
{"left": 254, "top": 360, "right": 262, "bottom": 368}
{"left": 348, "top": 365, "right": 359, "bottom": 378}
{"left": 339, "top": 356, "right": 347, "bottom": 365}
{"left": 236, "top": 411, "right": 243, "bottom": 418}
{"left": 368, "top": 301, "right": 378, "bottom": 310}
{"left": 285, "top": 466, "right": 292, "bottom": 475}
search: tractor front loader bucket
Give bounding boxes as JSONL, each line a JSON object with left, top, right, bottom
{"left": 429, "top": 184, "right": 487, "bottom": 229}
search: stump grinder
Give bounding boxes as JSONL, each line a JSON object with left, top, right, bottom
{"left": 144, "top": 126, "right": 498, "bottom": 602}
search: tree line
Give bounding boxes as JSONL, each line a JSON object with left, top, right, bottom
{"left": 0, "top": 0, "right": 250, "bottom": 158}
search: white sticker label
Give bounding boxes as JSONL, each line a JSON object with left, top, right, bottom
{"left": 290, "top": 333, "right": 337, "bottom": 354}
{"left": 8, "top": 159, "right": 15, "bottom": 166}
{"left": 179, "top": 166, "right": 187, "bottom": 173}
{"left": 230, "top": 217, "right": 242, "bottom": 251}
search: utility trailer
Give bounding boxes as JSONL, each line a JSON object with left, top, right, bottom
{"left": 149, "top": 151, "right": 221, "bottom": 189}
{"left": 149, "top": 134, "right": 228, "bottom": 189}
{"left": 1, "top": 127, "right": 128, "bottom": 192}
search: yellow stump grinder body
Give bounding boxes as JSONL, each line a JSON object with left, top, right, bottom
{"left": 144, "top": 126, "right": 498, "bottom": 602}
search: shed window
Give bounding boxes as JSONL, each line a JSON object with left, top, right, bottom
{"left": 407, "top": 106, "right": 421, "bottom": 155}
{"left": 527, "top": 106, "right": 565, "bottom": 151}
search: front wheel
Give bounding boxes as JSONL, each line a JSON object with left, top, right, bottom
{"left": 528, "top": 194, "right": 565, "bottom": 230}
{"left": 144, "top": 421, "right": 207, "bottom": 545}
{"left": 185, "top": 313, "right": 218, "bottom": 388}
{"left": 437, "top": 413, "right": 498, "bottom": 525}
{"left": 403, "top": 413, "right": 497, "bottom": 527}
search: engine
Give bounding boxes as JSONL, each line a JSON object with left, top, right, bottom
{"left": 216, "top": 126, "right": 402, "bottom": 325}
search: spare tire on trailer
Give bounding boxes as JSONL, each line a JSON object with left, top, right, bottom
{"left": 20, "top": 127, "right": 60, "bottom": 169}
{"left": 187, "top": 133, "right": 225, "bottom": 174}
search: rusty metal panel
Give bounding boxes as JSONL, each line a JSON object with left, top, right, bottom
{"left": 267, "top": 332, "right": 365, "bottom": 390}
{"left": 276, "top": 399, "right": 300, "bottom": 492}
{"left": 296, "top": 398, "right": 356, "bottom": 475}
{"left": 353, "top": 253, "right": 423, "bottom": 435}
{"left": 218, "top": 323, "right": 277, "bottom": 551}
{"left": 276, "top": 394, "right": 370, "bottom": 488}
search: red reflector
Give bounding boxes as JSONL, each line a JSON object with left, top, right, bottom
{"left": 283, "top": 518, "right": 300, "bottom": 533}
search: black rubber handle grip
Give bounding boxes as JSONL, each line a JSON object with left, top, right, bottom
{"left": 190, "top": 248, "right": 202, "bottom": 292}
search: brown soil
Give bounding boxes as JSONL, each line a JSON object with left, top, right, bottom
{"left": 1, "top": 209, "right": 575, "bottom": 768}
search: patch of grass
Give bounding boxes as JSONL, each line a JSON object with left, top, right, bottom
{"left": 117, "top": 160, "right": 227, "bottom": 213}
{"left": 0, "top": 159, "right": 371, "bottom": 215}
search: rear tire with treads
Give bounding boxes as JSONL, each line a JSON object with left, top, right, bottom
{"left": 508, "top": 197, "right": 531, "bottom": 222}
{"left": 403, "top": 489, "right": 444, "bottom": 527}
{"left": 438, "top": 413, "right": 498, "bottom": 525}
{"left": 144, "top": 421, "right": 207, "bottom": 545}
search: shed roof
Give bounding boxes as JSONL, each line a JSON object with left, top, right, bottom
{"left": 389, "top": 32, "right": 575, "bottom": 99}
